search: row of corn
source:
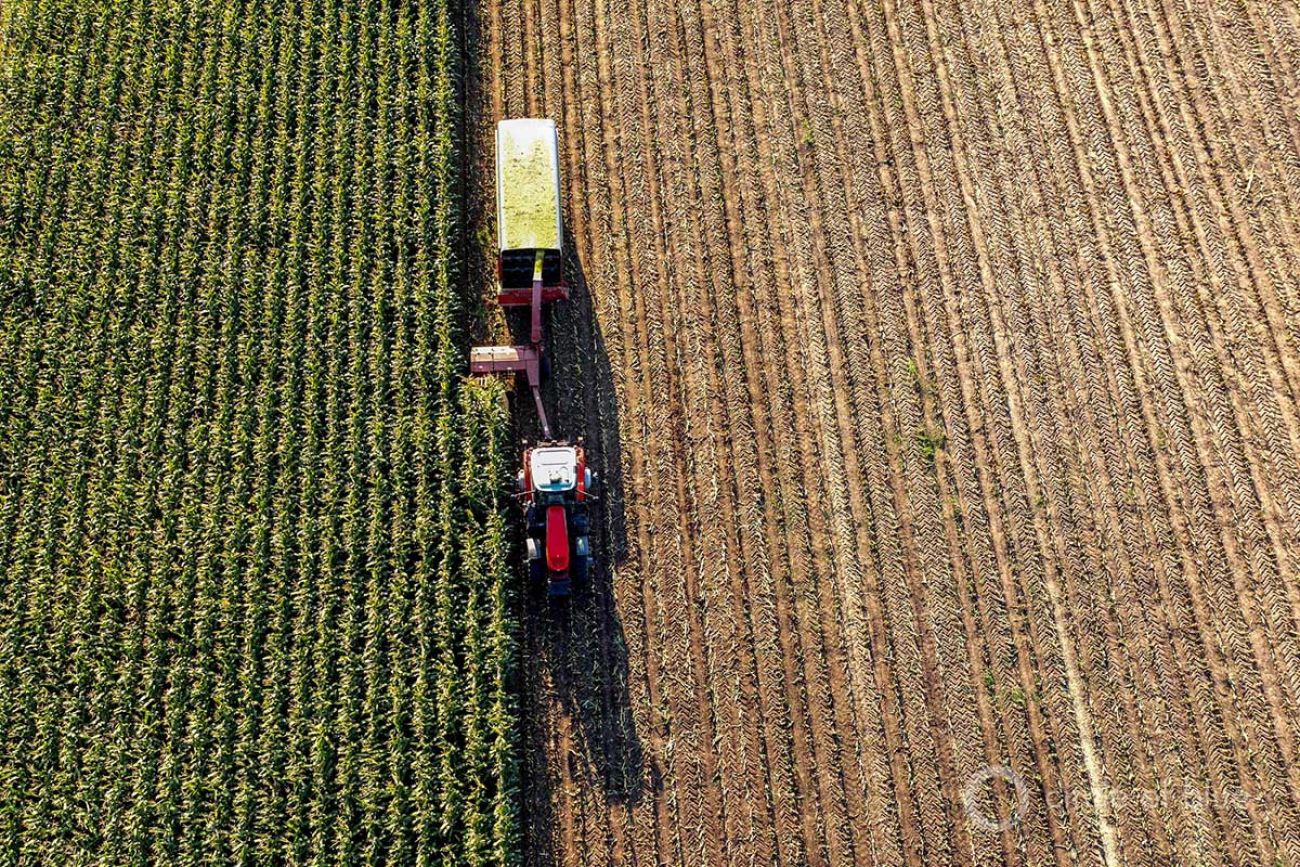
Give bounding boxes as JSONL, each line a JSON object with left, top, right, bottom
{"left": 0, "top": 0, "right": 519, "bottom": 863}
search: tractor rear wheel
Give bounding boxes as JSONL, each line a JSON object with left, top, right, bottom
{"left": 572, "top": 551, "right": 589, "bottom": 588}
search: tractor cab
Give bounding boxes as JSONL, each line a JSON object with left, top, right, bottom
{"left": 531, "top": 446, "right": 578, "bottom": 492}
{"left": 520, "top": 444, "right": 595, "bottom": 597}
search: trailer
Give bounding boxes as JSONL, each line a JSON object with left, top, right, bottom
{"left": 471, "top": 118, "right": 566, "bottom": 438}
{"left": 495, "top": 119, "right": 566, "bottom": 300}
{"left": 470, "top": 119, "right": 594, "bottom": 596}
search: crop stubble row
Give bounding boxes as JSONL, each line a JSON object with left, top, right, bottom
{"left": 475, "top": 0, "right": 1300, "bottom": 864}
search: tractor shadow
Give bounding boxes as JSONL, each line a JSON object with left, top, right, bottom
{"left": 524, "top": 241, "right": 645, "bottom": 804}
{"left": 460, "top": 14, "right": 644, "bottom": 845}
{"left": 512, "top": 244, "right": 647, "bottom": 857}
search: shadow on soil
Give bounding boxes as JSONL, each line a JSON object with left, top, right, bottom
{"left": 529, "top": 241, "right": 644, "bottom": 784}
{"left": 511, "top": 244, "right": 647, "bottom": 864}
{"left": 462, "top": 12, "right": 645, "bottom": 851}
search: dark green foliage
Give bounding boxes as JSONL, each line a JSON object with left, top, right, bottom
{"left": 0, "top": 0, "right": 519, "bottom": 862}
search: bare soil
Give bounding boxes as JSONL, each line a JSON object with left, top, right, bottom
{"left": 468, "top": 0, "right": 1300, "bottom": 864}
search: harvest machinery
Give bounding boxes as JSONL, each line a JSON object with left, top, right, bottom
{"left": 471, "top": 119, "right": 595, "bottom": 596}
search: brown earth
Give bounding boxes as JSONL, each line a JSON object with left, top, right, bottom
{"left": 466, "top": 0, "right": 1300, "bottom": 864}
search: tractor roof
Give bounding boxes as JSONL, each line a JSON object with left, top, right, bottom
{"left": 530, "top": 445, "right": 577, "bottom": 492}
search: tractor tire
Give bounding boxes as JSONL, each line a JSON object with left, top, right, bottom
{"left": 571, "top": 552, "right": 589, "bottom": 589}
{"left": 526, "top": 505, "right": 544, "bottom": 534}
{"left": 526, "top": 537, "right": 545, "bottom": 584}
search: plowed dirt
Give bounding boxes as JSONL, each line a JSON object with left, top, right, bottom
{"left": 468, "top": 1, "right": 1300, "bottom": 864}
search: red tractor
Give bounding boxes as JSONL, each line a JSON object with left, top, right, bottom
{"left": 519, "top": 443, "right": 596, "bottom": 596}
{"left": 470, "top": 119, "right": 595, "bottom": 596}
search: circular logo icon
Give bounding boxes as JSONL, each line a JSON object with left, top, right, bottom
{"left": 962, "top": 765, "right": 1030, "bottom": 832}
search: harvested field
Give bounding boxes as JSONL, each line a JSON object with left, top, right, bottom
{"left": 470, "top": 0, "right": 1300, "bottom": 864}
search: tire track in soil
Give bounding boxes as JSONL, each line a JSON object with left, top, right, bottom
{"left": 643, "top": 2, "right": 772, "bottom": 860}
{"left": 471, "top": 0, "right": 1300, "bottom": 862}
{"left": 1051, "top": 0, "right": 1300, "bottom": 829}
{"left": 826, "top": 0, "right": 1050, "bottom": 863}
{"left": 924, "top": 2, "right": 1174, "bottom": 861}
{"left": 931, "top": 0, "right": 1176, "bottom": 859}
{"left": 699, "top": 1, "right": 866, "bottom": 862}
{"left": 854, "top": 1, "right": 1093, "bottom": 863}
{"left": 786, "top": 0, "right": 997, "bottom": 864}
{"left": 1167, "top": 0, "right": 1300, "bottom": 283}
{"left": 1211, "top": 0, "right": 1300, "bottom": 198}
{"left": 720, "top": 2, "right": 883, "bottom": 864}
{"left": 1102, "top": 0, "right": 1300, "bottom": 755}
{"left": 628, "top": 1, "right": 736, "bottom": 861}
{"left": 1024, "top": 1, "right": 1287, "bottom": 860}
{"left": 1135, "top": 0, "right": 1300, "bottom": 646}
{"left": 753, "top": 1, "right": 940, "bottom": 864}
{"left": 676, "top": 0, "right": 827, "bottom": 862}
{"left": 881, "top": 1, "right": 1121, "bottom": 862}
{"left": 1185, "top": 0, "right": 1300, "bottom": 316}
{"left": 791, "top": 0, "right": 984, "bottom": 861}
{"left": 1182, "top": 0, "right": 1300, "bottom": 269}
{"left": 543, "top": 0, "right": 671, "bottom": 860}
{"left": 655, "top": 3, "right": 774, "bottom": 852}
{"left": 985, "top": 4, "right": 1260, "bottom": 863}
{"left": 840, "top": 3, "right": 1059, "bottom": 863}
{"left": 925, "top": 3, "right": 1190, "bottom": 863}
{"left": 1143, "top": 0, "right": 1300, "bottom": 484}
{"left": 946, "top": 4, "right": 1229, "bottom": 862}
{"left": 583, "top": 0, "right": 707, "bottom": 859}
{"left": 548, "top": 0, "right": 728, "bottom": 857}
{"left": 1112, "top": 0, "right": 1300, "bottom": 608}
{"left": 770, "top": 8, "right": 926, "bottom": 867}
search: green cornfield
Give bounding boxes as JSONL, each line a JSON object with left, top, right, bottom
{"left": 0, "top": 0, "right": 519, "bottom": 864}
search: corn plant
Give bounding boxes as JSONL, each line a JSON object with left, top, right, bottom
{"left": 0, "top": 0, "right": 520, "bottom": 863}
